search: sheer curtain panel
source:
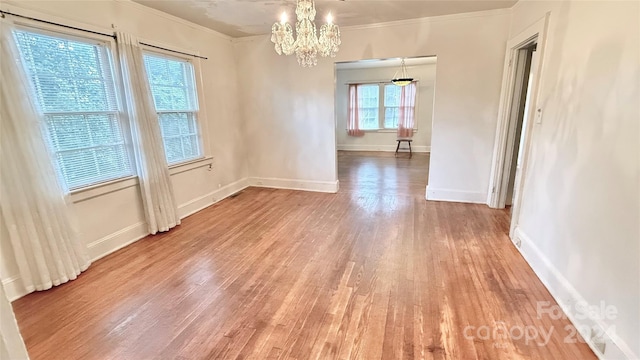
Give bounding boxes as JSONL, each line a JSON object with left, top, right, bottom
{"left": 116, "top": 32, "right": 181, "bottom": 234}
{"left": 0, "top": 23, "right": 90, "bottom": 293}
{"left": 397, "top": 82, "right": 417, "bottom": 138}
{"left": 347, "top": 84, "right": 365, "bottom": 137}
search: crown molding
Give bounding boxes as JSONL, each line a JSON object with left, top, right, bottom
{"left": 341, "top": 7, "right": 512, "bottom": 33}
{"left": 114, "top": 0, "right": 232, "bottom": 42}
{"left": 232, "top": 7, "right": 513, "bottom": 43}
{"left": 1, "top": 0, "right": 233, "bottom": 42}
{"left": 232, "top": 32, "right": 271, "bottom": 43}
{"left": 0, "top": 2, "right": 116, "bottom": 36}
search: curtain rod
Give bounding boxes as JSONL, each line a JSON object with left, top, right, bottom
{"left": 139, "top": 42, "right": 207, "bottom": 60}
{"left": 1, "top": 10, "right": 115, "bottom": 38}
{"left": 344, "top": 79, "right": 419, "bottom": 85}
{"left": 0, "top": 10, "right": 208, "bottom": 60}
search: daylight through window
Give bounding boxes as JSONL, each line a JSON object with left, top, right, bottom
{"left": 143, "top": 53, "right": 201, "bottom": 164}
{"left": 14, "top": 29, "right": 132, "bottom": 190}
{"left": 353, "top": 83, "right": 416, "bottom": 130}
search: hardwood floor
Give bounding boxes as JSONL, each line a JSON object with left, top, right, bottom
{"left": 13, "top": 151, "right": 595, "bottom": 359}
{"left": 338, "top": 151, "right": 430, "bottom": 197}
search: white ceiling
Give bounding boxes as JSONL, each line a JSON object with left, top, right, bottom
{"left": 133, "top": 0, "right": 517, "bottom": 38}
{"left": 336, "top": 56, "right": 437, "bottom": 70}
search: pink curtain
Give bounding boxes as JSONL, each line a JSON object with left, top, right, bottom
{"left": 397, "top": 82, "right": 417, "bottom": 138}
{"left": 347, "top": 84, "right": 364, "bottom": 137}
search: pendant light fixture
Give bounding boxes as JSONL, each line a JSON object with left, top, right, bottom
{"left": 271, "top": 0, "right": 341, "bottom": 67}
{"left": 391, "top": 58, "right": 413, "bottom": 86}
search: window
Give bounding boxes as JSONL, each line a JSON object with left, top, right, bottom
{"left": 143, "top": 53, "right": 201, "bottom": 164}
{"left": 13, "top": 28, "right": 132, "bottom": 190}
{"left": 353, "top": 83, "right": 416, "bottom": 130}
{"left": 383, "top": 84, "right": 402, "bottom": 129}
{"left": 357, "top": 84, "right": 380, "bottom": 130}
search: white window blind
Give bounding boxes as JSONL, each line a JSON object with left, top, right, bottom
{"left": 143, "top": 53, "right": 201, "bottom": 164}
{"left": 13, "top": 29, "right": 132, "bottom": 190}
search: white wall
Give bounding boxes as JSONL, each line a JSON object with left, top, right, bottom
{"left": 234, "top": 10, "right": 510, "bottom": 199}
{"left": 335, "top": 63, "right": 436, "bottom": 152}
{"left": 1, "top": 1, "right": 637, "bottom": 358}
{"left": 0, "top": 0, "right": 249, "bottom": 300}
{"left": 509, "top": 0, "right": 639, "bottom": 358}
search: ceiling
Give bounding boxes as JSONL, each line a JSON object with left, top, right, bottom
{"left": 133, "top": 0, "right": 518, "bottom": 38}
{"left": 336, "top": 56, "right": 437, "bottom": 70}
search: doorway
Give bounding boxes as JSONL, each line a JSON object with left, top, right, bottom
{"left": 487, "top": 14, "right": 549, "bottom": 237}
{"left": 333, "top": 56, "right": 436, "bottom": 197}
{"left": 504, "top": 44, "right": 537, "bottom": 210}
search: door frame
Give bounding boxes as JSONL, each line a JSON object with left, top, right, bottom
{"left": 487, "top": 13, "right": 550, "bottom": 237}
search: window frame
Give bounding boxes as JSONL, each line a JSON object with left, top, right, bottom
{"left": 350, "top": 81, "right": 420, "bottom": 132}
{"left": 356, "top": 84, "right": 381, "bottom": 131}
{"left": 12, "top": 22, "right": 137, "bottom": 192}
{"left": 141, "top": 46, "right": 206, "bottom": 167}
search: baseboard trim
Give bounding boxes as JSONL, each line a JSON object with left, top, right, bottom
{"left": 2, "top": 276, "right": 27, "bottom": 302}
{"left": 178, "top": 177, "right": 251, "bottom": 219}
{"left": 425, "top": 185, "right": 487, "bottom": 204}
{"left": 513, "top": 227, "right": 637, "bottom": 360}
{"left": 249, "top": 177, "right": 339, "bottom": 193}
{"left": 5, "top": 177, "right": 253, "bottom": 302}
{"left": 87, "top": 221, "right": 149, "bottom": 262}
{"left": 337, "top": 144, "right": 430, "bottom": 153}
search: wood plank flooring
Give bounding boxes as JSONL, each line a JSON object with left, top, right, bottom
{"left": 12, "top": 151, "right": 595, "bottom": 359}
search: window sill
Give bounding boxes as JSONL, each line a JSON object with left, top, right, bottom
{"left": 70, "top": 175, "right": 139, "bottom": 203}
{"left": 69, "top": 156, "right": 213, "bottom": 203}
{"left": 168, "top": 156, "right": 213, "bottom": 175}
{"left": 348, "top": 129, "right": 419, "bottom": 133}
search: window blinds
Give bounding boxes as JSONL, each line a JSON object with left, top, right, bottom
{"left": 13, "top": 29, "right": 132, "bottom": 190}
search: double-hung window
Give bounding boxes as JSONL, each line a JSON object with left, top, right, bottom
{"left": 13, "top": 28, "right": 132, "bottom": 190}
{"left": 353, "top": 83, "right": 417, "bottom": 130}
{"left": 357, "top": 84, "right": 380, "bottom": 130}
{"left": 383, "top": 84, "right": 402, "bottom": 129}
{"left": 143, "top": 53, "right": 201, "bottom": 165}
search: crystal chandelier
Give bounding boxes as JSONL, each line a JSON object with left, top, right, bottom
{"left": 271, "top": 0, "right": 341, "bottom": 67}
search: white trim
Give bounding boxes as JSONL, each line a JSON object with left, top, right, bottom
{"left": 0, "top": 3, "right": 116, "bottom": 37}
{"left": 168, "top": 156, "right": 213, "bottom": 176}
{"left": 425, "top": 185, "right": 486, "bottom": 204}
{"left": 114, "top": 0, "right": 231, "bottom": 41}
{"left": 359, "top": 129, "right": 419, "bottom": 134}
{"left": 70, "top": 176, "right": 139, "bottom": 203}
{"left": 250, "top": 177, "right": 339, "bottom": 193}
{"left": 513, "top": 227, "right": 638, "bottom": 360}
{"left": 487, "top": 13, "right": 550, "bottom": 239}
{"left": 231, "top": 7, "right": 512, "bottom": 42}
{"left": 506, "top": 14, "right": 550, "bottom": 238}
{"left": 5, "top": 177, "right": 252, "bottom": 302}
{"left": 1, "top": 1, "right": 232, "bottom": 41}
{"left": 70, "top": 157, "right": 214, "bottom": 203}
{"left": 87, "top": 222, "right": 148, "bottom": 261}
{"left": 177, "top": 177, "right": 250, "bottom": 219}
{"left": 231, "top": 8, "right": 512, "bottom": 43}
{"left": 1, "top": 276, "right": 27, "bottom": 302}
{"left": 341, "top": 7, "right": 512, "bottom": 33}
{"left": 337, "top": 144, "right": 430, "bottom": 153}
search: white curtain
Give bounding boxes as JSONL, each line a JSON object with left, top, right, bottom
{"left": 0, "top": 22, "right": 90, "bottom": 293}
{"left": 116, "top": 32, "right": 180, "bottom": 234}
{"left": 0, "top": 283, "right": 29, "bottom": 360}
